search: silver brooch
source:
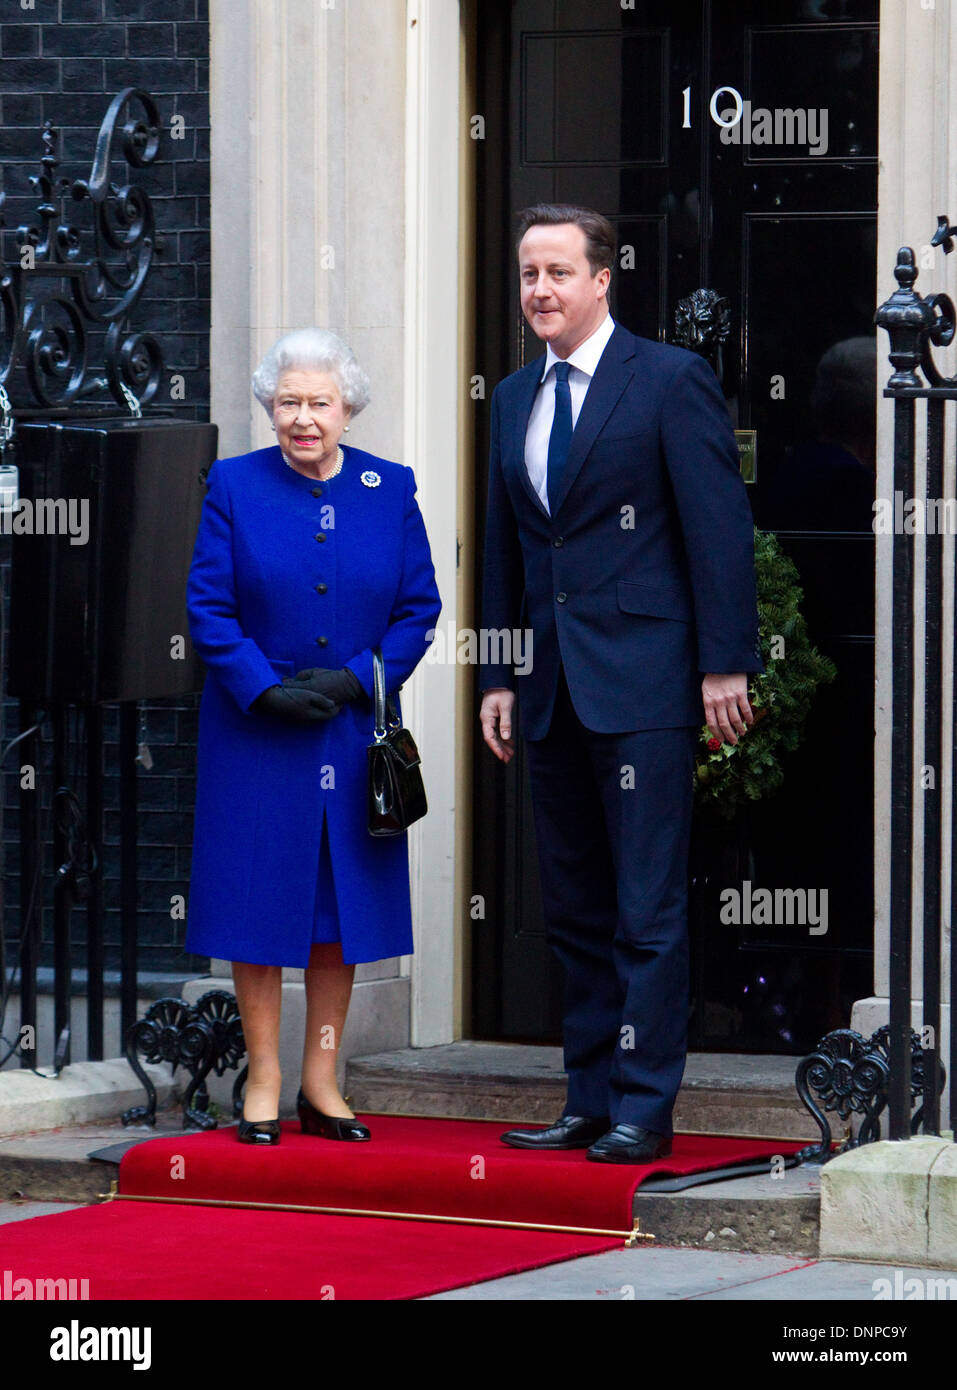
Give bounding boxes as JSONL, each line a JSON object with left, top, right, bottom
{"left": 360, "top": 470, "right": 381, "bottom": 488}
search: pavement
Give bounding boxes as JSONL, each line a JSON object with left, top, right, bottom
{"left": 1, "top": 1196, "right": 954, "bottom": 1301}
{"left": 426, "top": 1247, "right": 957, "bottom": 1300}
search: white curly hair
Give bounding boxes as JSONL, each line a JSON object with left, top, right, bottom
{"left": 251, "top": 328, "right": 371, "bottom": 417}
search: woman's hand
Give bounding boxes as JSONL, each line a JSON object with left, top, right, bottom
{"left": 252, "top": 684, "right": 340, "bottom": 723}
{"left": 283, "top": 667, "right": 363, "bottom": 704}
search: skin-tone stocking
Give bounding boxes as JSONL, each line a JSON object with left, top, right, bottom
{"left": 232, "top": 961, "right": 283, "bottom": 1122}
{"left": 301, "top": 941, "right": 356, "bottom": 1118}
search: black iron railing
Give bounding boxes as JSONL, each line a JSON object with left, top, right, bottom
{"left": 875, "top": 237, "right": 957, "bottom": 1141}
{"left": 0, "top": 93, "right": 211, "bottom": 1076}
{"left": 0, "top": 88, "right": 163, "bottom": 413}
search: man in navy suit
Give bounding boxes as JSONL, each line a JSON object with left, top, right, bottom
{"left": 479, "top": 205, "right": 762, "bottom": 1162}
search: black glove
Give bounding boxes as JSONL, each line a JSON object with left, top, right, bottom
{"left": 251, "top": 684, "right": 340, "bottom": 724}
{"left": 283, "top": 667, "right": 363, "bottom": 704}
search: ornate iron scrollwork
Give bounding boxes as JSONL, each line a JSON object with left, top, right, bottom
{"left": 122, "top": 990, "right": 247, "bottom": 1130}
{"left": 795, "top": 1025, "right": 946, "bottom": 1164}
{"left": 0, "top": 88, "right": 163, "bottom": 411}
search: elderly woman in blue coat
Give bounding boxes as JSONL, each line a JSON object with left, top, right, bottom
{"left": 185, "top": 328, "right": 441, "bottom": 1145}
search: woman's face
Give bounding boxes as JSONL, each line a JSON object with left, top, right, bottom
{"left": 272, "top": 368, "right": 352, "bottom": 475}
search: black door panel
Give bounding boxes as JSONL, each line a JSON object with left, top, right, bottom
{"left": 471, "top": 0, "right": 877, "bottom": 1052}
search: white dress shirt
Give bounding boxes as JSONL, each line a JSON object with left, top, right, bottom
{"left": 524, "top": 313, "right": 616, "bottom": 512}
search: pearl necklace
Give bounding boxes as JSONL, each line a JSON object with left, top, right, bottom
{"left": 280, "top": 444, "right": 345, "bottom": 480}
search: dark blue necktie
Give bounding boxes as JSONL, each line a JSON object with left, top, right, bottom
{"left": 546, "top": 361, "right": 572, "bottom": 514}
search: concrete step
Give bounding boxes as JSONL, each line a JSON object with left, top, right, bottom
{"left": 345, "top": 1043, "right": 819, "bottom": 1142}
{"left": 634, "top": 1165, "right": 820, "bottom": 1257}
{"left": 0, "top": 1117, "right": 822, "bottom": 1258}
{"left": 342, "top": 1044, "right": 823, "bottom": 1254}
{"left": 0, "top": 1113, "right": 185, "bottom": 1204}
{"left": 0, "top": 1111, "right": 822, "bottom": 1258}
{"left": 0, "top": 1045, "right": 824, "bottom": 1257}
{"left": 0, "top": 1058, "right": 180, "bottom": 1139}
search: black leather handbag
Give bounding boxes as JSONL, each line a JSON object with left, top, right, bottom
{"left": 367, "top": 647, "right": 427, "bottom": 836}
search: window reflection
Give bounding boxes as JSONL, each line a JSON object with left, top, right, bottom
{"left": 761, "top": 336, "right": 876, "bottom": 533}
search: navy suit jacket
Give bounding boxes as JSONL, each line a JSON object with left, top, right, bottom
{"left": 480, "top": 323, "right": 763, "bottom": 737}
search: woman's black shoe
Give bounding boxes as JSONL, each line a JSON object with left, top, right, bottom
{"left": 297, "top": 1087, "right": 370, "bottom": 1141}
{"left": 237, "top": 1115, "right": 281, "bottom": 1145}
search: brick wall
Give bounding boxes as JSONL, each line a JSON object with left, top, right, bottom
{"left": 0, "top": 0, "right": 210, "bottom": 977}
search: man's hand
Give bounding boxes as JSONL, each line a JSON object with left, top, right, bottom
{"left": 701, "top": 673, "right": 753, "bottom": 746}
{"left": 480, "top": 688, "right": 516, "bottom": 764}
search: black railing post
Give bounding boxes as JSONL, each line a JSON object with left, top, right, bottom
{"left": 16, "top": 701, "right": 39, "bottom": 1069}
{"left": 921, "top": 397, "right": 945, "bottom": 1134}
{"left": 119, "top": 702, "right": 138, "bottom": 1042}
{"left": 888, "top": 394, "right": 915, "bottom": 1140}
{"left": 875, "top": 247, "right": 939, "bottom": 1140}
{"left": 952, "top": 771, "right": 957, "bottom": 1134}
{"left": 951, "top": 507, "right": 957, "bottom": 1135}
{"left": 85, "top": 705, "right": 104, "bottom": 1061}
{"left": 51, "top": 704, "right": 71, "bottom": 1067}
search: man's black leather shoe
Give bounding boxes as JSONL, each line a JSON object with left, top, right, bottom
{"left": 586, "top": 1124, "right": 672, "bottom": 1163}
{"left": 500, "top": 1115, "right": 611, "bottom": 1149}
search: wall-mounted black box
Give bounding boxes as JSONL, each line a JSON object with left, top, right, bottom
{"left": 8, "top": 417, "right": 217, "bottom": 704}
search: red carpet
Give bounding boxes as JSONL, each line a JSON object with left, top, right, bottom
{"left": 0, "top": 1117, "right": 805, "bottom": 1300}
{"left": 0, "top": 1201, "right": 621, "bottom": 1301}
{"left": 119, "top": 1114, "right": 801, "bottom": 1231}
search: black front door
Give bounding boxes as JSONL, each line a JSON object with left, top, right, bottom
{"left": 471, "top": 0, "right": 878, "bottom": 1053}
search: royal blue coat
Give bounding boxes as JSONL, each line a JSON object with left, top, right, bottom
{"left": 184, "top": 442, "right": 441, "bottom": 967}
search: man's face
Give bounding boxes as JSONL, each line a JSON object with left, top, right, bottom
{"left": 518, "top": 223, "right": 610, "bottom": 357}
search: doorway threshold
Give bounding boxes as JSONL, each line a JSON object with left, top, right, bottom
{"left": 345, "top": 1042, "right": 817, "bottom": 1141}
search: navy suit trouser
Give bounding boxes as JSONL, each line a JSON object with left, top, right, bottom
{"left": 523, "top": 665, "right": 697, "bottom": 1137}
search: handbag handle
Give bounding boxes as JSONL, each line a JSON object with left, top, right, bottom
{"left": 372, "top": 647, "right": 401, "bottom": 740}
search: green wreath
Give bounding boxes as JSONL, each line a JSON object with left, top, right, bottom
{"left": 694, "top": 528, "right": 837, "bottom": 819}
